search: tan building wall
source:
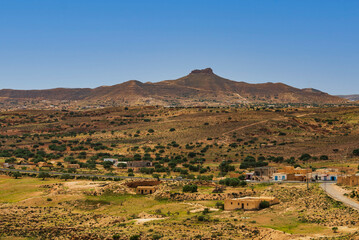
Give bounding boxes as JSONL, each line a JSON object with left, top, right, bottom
{"left": 337, "top": 175, "right": 359, "bottom": 186}
{"left": 136, "top": 186, "right": 156, "bottom": 195}
{"left": 224, "top": 197, "right": 279, "bottom": 211}
{"left": 278, "top": 166, "right": 311, "bottom": 175}
{"left": 127, "top": 161, "right": 152, "bottom": 168}
{"left": 286, "top": 173, "right": 307, "bottom": 181}
{"left": 254, "top": 167, "right": 276, "bottom": 177}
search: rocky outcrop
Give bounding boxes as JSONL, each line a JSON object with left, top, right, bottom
{"left": 190, "top": 68, "right": 214, "bottom": 74}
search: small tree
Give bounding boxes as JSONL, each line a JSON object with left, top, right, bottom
{"left": 38, "top": 172, "right": 50, "bottom": 180}
{"left": 60, "top": 174, "right": 71, "bottom": 181}
{"left": 259, "top": 200, "right": 270, "bottom": 209}
{"left": 353, "top": 149, "right": 359, "bottom": 156}
{"left": 299, "top": 153, "right": 311, "bottom": 161}
{"left": 183, "top": 184, "right": 198, "bottom": 193}
{"left": 215, "top": 202, "right": 224, "bottom": 210}
{"left": 320, "top": 155, "right": 329, "bottom": 160}
{"left": 202, "top": 208, "right": 210, "bottom": 214}
{"left": 332, "top": 227, "right": 338, "bottom": 233}
{"left": 152, "top": 174, "right": 160, "bottom": 180}
{"left": 12, "top": 171, "right": 22, "bottom": 179}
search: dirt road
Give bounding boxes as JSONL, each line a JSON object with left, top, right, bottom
{"left": 321, "top": 182, "right": 359, "bottom": 211}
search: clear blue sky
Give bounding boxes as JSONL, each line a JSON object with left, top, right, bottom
{"left": 0, "top": 0, "right": 358, "bottom": 94}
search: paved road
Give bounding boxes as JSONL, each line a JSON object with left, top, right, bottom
{"left": 321, "top": 182, "right": 359, "bottom": 211}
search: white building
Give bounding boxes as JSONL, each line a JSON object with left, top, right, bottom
{"left": 272, "top": 173, "right": 286, "bottom": 181}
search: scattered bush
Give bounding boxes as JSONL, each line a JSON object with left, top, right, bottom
{"left": 259, "top": 200, "right": 270, "bottom": 209}
{"left": 182, "top": 184, "right": 198, "bottom": 193}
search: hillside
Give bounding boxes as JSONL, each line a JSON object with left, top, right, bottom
{"left": 0, "top": 68, "right": 347, "bottom": 108}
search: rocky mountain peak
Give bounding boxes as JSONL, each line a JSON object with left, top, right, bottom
{"left": 190, "top": 68, "right": 214, "bottom": 74}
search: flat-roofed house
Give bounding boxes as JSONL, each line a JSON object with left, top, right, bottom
{"left": 224, "top": 196, "right": 279, "bottom": 210}
{"left": 337, "top": 175, "right": 359, "bottom": 186}
{"left": 127, "top": 161, "right": 152, "bottom": 168}
{"left": 254, "top": 167, "right": 276, "bottom": 180}
{"left": 272, "top": 173, "right": 286, "bottom": 181}
{"left": 136, "top": 186, "right": 157, "bottom": 195}
{"left": 286, "top": 173, "right": 307, "bottom": 181}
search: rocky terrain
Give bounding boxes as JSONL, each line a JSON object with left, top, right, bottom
{"left": 1, "top": 178, "right": 358, "bottom": 239}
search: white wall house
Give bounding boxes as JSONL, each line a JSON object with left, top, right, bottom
{"left": 272, "top": 173, "right": 286, "bottom": 181}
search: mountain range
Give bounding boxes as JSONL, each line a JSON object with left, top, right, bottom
{"left": 0, "top": 68, "right": 348, "bottom": 107}
{"left": 336, "top": 95, "right": 359, "bottom": 102}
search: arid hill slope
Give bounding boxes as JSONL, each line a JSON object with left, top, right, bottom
{"left": 0, "top": 68, "right": 346, "bottom": 106}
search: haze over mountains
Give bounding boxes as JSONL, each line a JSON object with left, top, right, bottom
{"left": 0, "top": 68, "right": 348, "bottom": 107}
{"left": 336, "top": 95, "right": 359, "bottom": 102}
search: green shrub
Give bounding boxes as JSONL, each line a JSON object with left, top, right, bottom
{"left": 219, "top": 178, "right": 247, "bottom": 187}
{"left": 182, "top": 184, "right": 198, "bottom": 193}
{"left": 299, "top": 153, "right": 311, "bottom": 161}
{"left": 259, "top": 200, "right": 270, "bottom": 209}
{"left": 215, "top": 202, "right": 224, "bottom": 210}
{"left": 320, "top": 155, "right": 329, "bottom": 160}
{"left": 129, "top": 235, "right": 140, "bottom": 240}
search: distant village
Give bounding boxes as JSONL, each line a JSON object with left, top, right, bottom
{"left": 2, "top": 157, "right": 359, "bottom": 212}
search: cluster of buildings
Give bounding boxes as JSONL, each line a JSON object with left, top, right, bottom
{"left": 230, "top": 166, "right": 340, "bottom": 182}
{"left": 273, "top": 166, "right": 339, "bottom": 182}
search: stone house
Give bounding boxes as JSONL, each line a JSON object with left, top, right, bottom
{"left": 337, "top": 175, "right": 359, "bottom": 186}
{"left": 127, "top": 161, "right": 152, "bottom": 168}
{"left": 254, "top": 167, "right": 276, "bottom": 180}
{"left": 224, "top": 196, "right": 279, "bottom": 210}
{"left": 272, "top": 172, "right": 286, "bottom": 181}
{"left": 286, "top": 173, "right": 307, "bottom": 181}
{"left": 278, "top": 166, "right": 311, "bottom": 175}
{"left": 136, "top": 186, "right": 157, "bottom": 195}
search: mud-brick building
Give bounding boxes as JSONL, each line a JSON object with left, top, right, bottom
{"left": 224, "top": 196, "right": 279, "bottom": 210}
{"left": 254, "top": 167, "right": 277, "bottom": 180}
{"left": 286, "top": 173, "right": 307, "bottom": 181}
{"left": 136, "top": 186, "right": 157, "bottom": 195}
{"left": 127, "top": 161, "right": 152, "bottom": 168}
{"left": 337, "top": 175, "right": 359, "bottom": 186}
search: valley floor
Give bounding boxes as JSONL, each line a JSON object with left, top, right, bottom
{"left": 1, "top": 176, "right": 359, "bottom": 239}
